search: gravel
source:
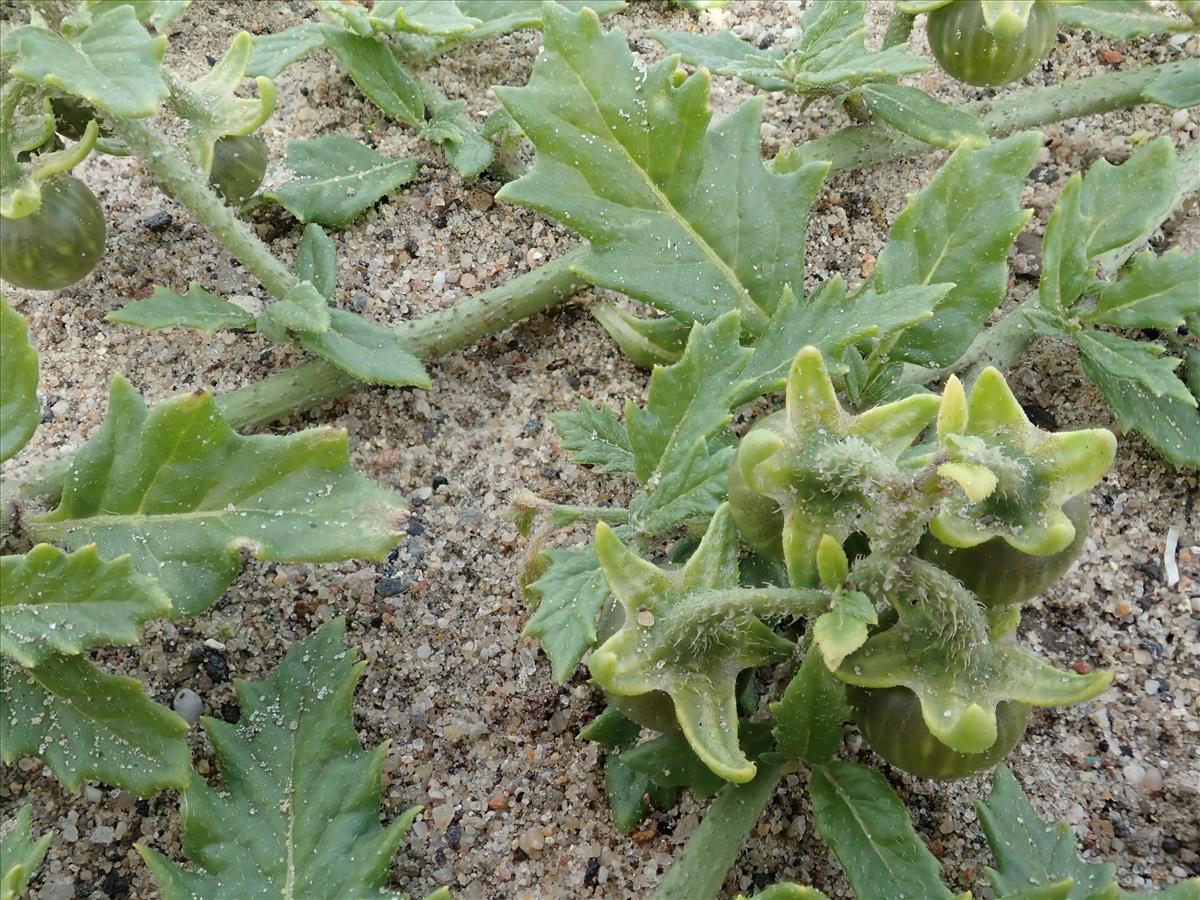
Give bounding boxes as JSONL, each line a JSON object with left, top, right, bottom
{"left": 1, "top": 2, "right": 1197, "bottom": 898}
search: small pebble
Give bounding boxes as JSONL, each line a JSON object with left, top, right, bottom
{"left": 518, "top": 826, "right": 545, "bottom": 853}
{"left": 1100, "top": 49, "right": 1123, "bottom": 64}
{"left": 173, "top": 688, "right": 203, "bottom": 724}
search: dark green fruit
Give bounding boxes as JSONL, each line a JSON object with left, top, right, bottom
{"left": 208, "top": 134, "right": 268, "bottom": 206}
{"left": 927, "top": 0, "right": 1057, "bottom": 86}
{"left": 851, "top": 686, "right": 1030, "bottom": 779}
{"left": 1, "top": 176, "right": 105, "bottom": 291}
{"left": 919, "top": 495, "right": 1090, "bottom": 607}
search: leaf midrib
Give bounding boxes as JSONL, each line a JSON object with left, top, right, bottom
{"left": 555, "top": 48, "right": 769, "bottom": 330}
{"left": 283, "top": 158, "right": 414, "bottom": 193}
{"left": 817, "top": 764, "right": 940, "bottom": 892}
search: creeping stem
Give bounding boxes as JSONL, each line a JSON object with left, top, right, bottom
{"left": 794, "top": 60, "right": 1197, "bottom": 171}
{"left": 106, "top": 114, "right": 299, "bottom": 301}
{"left": 654, "top": 762, "right": 786, "bottom": 900}
{"left": 2, "top": 250, "right": 587, "bottom": 518}
{"left": 217, "top": 248, "right": 588, "bottom": 428}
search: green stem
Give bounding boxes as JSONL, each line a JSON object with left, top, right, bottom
{"left": 104, "top": 114, "right": 299, "bottom": 301}
{"left": 654, "top": 761, "right": 786, "bottom": 900}
{"left": 3, "top": 248, "right": 585, "bottom": 521}
{"left": 797, "top": 59, "right": 1196, "bottom": 171}
{"left": 217, "top": 248, "right": 587, "bottom": 428}
{"left": 881, "top": 9, "right": 916, "bottom": 49}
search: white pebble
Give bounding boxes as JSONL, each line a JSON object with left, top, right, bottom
{"left": 1123, "top": 763, "right": 1146, "bottom": 785}
{"left": 173, "top": 688, "right": 203, "bottom": 724}
{"left": 519, "top": 826, "right": 546, "bottom": 853}
{"left": 1173, "top": 109, "right": 1191, "bottom": 130}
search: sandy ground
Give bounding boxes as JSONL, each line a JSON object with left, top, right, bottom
{"left": 1, "top": 2, "right": 1198, "bottom": 898}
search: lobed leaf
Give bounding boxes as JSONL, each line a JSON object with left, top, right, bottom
{"left": 1056, "top": 1, "right": 1193, "bottom": 38}
{"left": 874, "top": 132, "right": 1041, "bottom": 367}
{"left": 736, "top": 279, "right": 946, "bottom": 403}
{"left": 809, "top": 761, "right": 955, "bottom": 900}
{"left": 29, "top": 375, "right": 406, "bottom": 617}
{"left": 1041, "top": 138, "right": 1177, "bottom": 313}
{"left": 1, "top": 654, "right": 190, "bottom": 796}
{"left": 457, "top": 0, "right": 628, "bottom": 41}
{"left": 265, "top": 135, "right": 419, "bottom": 227}
{"left": 978, "top": 766, "right": 1116, "bottom": 899}
{"left": 771, "top": 648, "right": 850, "bottom": 765}
{"left": 0, "top": 296, "right": 39, "bottom": 463}
{"left": 6, "top": 6, "right": 167, "bottom": 118}
{"left": 368, "top": 0, "right": 480, "bottom": 36}
{"left": 0, "top": 544, "right": 170, "bottom": 668}
{"left": 1, "top": 805, "right": 53, "bottom": 900}
{"left": 297, "top": 309, "right": 432, "bottom": 387}
{"left": 106, "top": 283, "right": 256, "bottom": 332}
{"left": 1080, "top": 351, "right": 1200, "bottom": 469}
{"left": 552, "top": 400, "right": 635, "bottom": 474}
{"left": 136, "top": 618, "right": 424, "bottom": 899}
{"left": 626, "top": 312, "right": 750, "bottom": 484}
{"left": 523, "top": 547, "right": 610, "bottom": 683}
{"left": 651, "top": 30, "right": 790, "bottom": 90}
{"left": 784, "top": 0, "right": 929, "bottom": 93}
{"left": 1075, "top": 331, "right": 1193, "bottom": 407}
{"left": 420, "top": 87, "right": 493, "bottom": 179}
{"left": 496, "top": 4, "right": 829, "bottom": 332}
{"left": 1086, "top": 249, "right": 1200, "bottom": 330}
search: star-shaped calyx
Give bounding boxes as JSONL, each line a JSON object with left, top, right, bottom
{"left": 729, "top": 346, "right": 940, "bottom": 586}
{"left": 835, "top": 556, "right": 1111, "bottom": 754}
{"left": 932, "top": 368, "right": 1116, "bottom": 555}
{"left": 589, "top": 504, "right": 825, "bottom": 783}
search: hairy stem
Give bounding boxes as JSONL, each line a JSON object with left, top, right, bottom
{"left": 105, "top": 115, "right": 299, "bottom": 301}
{"left": 654, "top": 762, "right": 785, "bottom": 900}
{"left": 217, "top": 248, "right": 587, "bottom": 428}
{"left": 4, "top": 249, "right": 588, "bottom": 514}
{"left": 881, "top": 9, "right": 916, "bottom": 49}
{"left": 797, "top": 59, "right": 1196, "bottom": 171}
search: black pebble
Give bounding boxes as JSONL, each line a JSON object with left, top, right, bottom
{"left": 144, "top": 211, "right": 173, "bottom": 232}
{"left": 376, "top": 575, "right": 409, "bottom": 598}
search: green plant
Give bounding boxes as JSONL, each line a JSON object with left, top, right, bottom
{"left": 137, "top": 618, "right": 448, "bottom": 900}
{"left": 506, "top": 6, "right": 1197, "bottom": 895}
{"left": 0, "top": 293, "right": 406, "bottom": 794}
{"left": 245, "top": 0, "right": 628, "bottom": 180}
{"left": 1, "top": 3, "right": 1196, "bottom": 894}
{"left": 0, "top": 806, "right": 52, "bottom": 900}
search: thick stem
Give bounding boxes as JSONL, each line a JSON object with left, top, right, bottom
{"left": 654, "top": 762, "right": 786, "bottom": 900}
{"left": 797, "top": 59, "right": 1196, "bottom": 171}
{"left": 217, "top": 247, "right": 587, "bottom": 428}
{"left": 881, "top": 9, "right": 916, "bottom": 49}
{"left": 3, "top": 245, "right": 586, "bottom": 519}
{"left": 104, "top": 114, "right": 299, "bottom": 301}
